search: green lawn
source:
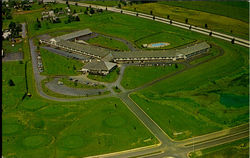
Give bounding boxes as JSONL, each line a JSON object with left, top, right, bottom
{"left": 87, "top": 35, "right": 129, "bottom": 51}
{"left": 112, "top": 86, "right": 121, "bottom": 93}
{"left": 130, "top": 39, "right": 249, "bottom": 140}
{"left": 40, "top": 48, "right": 84, "bottom": 76}
{"left": 160, "top": 1, "right": 249, "bottom": 23}
{"left": 135, "top": 32, "right": 195, "bottom": 49}
{"left": 124, "top": 3, "right": 249, "bottom": 40}
{"left": 121, "top": 64, "right": 184, "bottom": 89}
{"left": 2, "top": 61, "right": 26, "bottom": 111}
{"left": 87, "top": 67, "right": 120, "bottom": 83}
{"left": 59, "top": 77, "right": 105, "bottom": 89}
{"left": 80, "top": 0, "right": 120, "bottom": 7}
{"left": 3, "top": 59, "right": 158, "bottom": 158}
{"left": 3, "top": 40, "right": 23, "bottom": 53}
{"left": 189, "top": 138, "right": 249, "bottom": 158}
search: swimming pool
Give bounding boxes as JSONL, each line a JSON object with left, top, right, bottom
{"left": 151, "top": 43, "right": 167, "bottom": 47}
{"left": 147, "top": 42, "right": 170, "bottom": 48}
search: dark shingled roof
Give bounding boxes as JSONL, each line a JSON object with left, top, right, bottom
{"left": 83, "top": 60, "right": 116, "bottom": 71}
{"left": 54, "top": 29, "right": 92, "bottom": 42}
{"left": 56, "top": 40, "right": 109, "bottom": 58}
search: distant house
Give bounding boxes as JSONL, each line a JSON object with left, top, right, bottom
{"left": 2, "top": 30, "right": 11, "bottom": 39}
{"left": 39, "top": 0, "right": 56, "bottom": 4}
{"left": 81, "top": 60, "right": 117, "bottom": 75}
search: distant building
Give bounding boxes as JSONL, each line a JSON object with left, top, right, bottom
{"left": 81, "top": 59, "right": 117, "bottom": 75}
{"left": 2, "top": 30, "right": 11, "bottom": 39}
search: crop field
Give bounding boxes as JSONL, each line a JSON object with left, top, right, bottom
{"left": 160, "top": 1, "right": 249, "bottom": 23}
{"left": 130, "top": 39, "right": 249, "bottom": 140}
{"left": 40, "top": 48, "right": 84, "bottom": 76}
{"left": 87, "top": 67, "right": 120, "bottom": 83}
{"left": 87, "top": 35, "right": 129, "bottom": 51}
{"left": 135, "top": 32, "right": 195, "bottom": 49}
{"left": 190, "top": 138, "right": 249, "bottom": 158}
{"left": 121, "top": 64, "right": 184, "bottom": 89}
{"left": 123, "top": 3, "right": 249, "bottom": 40}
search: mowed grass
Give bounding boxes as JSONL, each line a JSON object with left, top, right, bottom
{"left": 59, "top": 77, "right": 105, "bottom": 89}
{"left": 124, "top": 3, "right": 249, "bottom": 39}
{"left": 190, "top": 138, "right": 249, "bottom": 158}
{"left": 87, "top": 67, "right": 120, "bottom": 83}
{"left": 160, "top": 1, "right": 249, "bottom": 23}
{"left": 40, "top": 48, "right": 84, "bottom": 76}
{"left": 2, "top": 61, "right": 26, "bottom": 111}
{"left": 2, "top": 97, "right": 158, "bottom": 158}
{"left": 3, "top": 40, "right": 23, "bottom": 53}
{"left": 80, "top": 0, "right": 120, "bottom": 6}
{"left": 121, "top": 64, "right": 184, "bottom": 89}
{"left": 135, "top": 32, "right": 195, "bottom": 49}
{"left": 87, "top": 35, "right": 129, "bottom": 51}
{"left": 130, "top": 39, "right": 249, "bottom": 140}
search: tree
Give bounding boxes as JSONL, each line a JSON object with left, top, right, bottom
{"left": 134, "top": 8, "right": 136, "bottom": 11}
{"left": 189, "top": 25, "right": 191, "bottom": 30}
{"left": 175, "top": 63, "right": 178, "bottom": 69}
{"left": 120, "top": 10, "right": 123, "bottom": 14}
{"left": 73, "top": 9, "right": 76, "bottom": 14}
{"left": 231, "top": 38, "right": 235, "bottom": 44}
{"left": 118, "top": 3, "right": 121, "bottom": 8}
{"left": 150, "top": 10, "right": 153, "bottom": 15}
{"left": 153, "top": 16, "right": 155, "bottom": 20}
{"left": 167, "top": 15, "right": 170, "bottom": 19}
{"left": 8, "top": 79, "right": 15, "bottom": 86}
{"left": 84, "top": 9, "right": 88, "bottom": 15}
{"left": 185, "top": 18, "right": 188, "bottom": 24}
{"left": 75, "top": 2, "right": 78, "bottom": 6}
{"left": 75, "top": 16, "right": 80, "bottom": 21}
{"left": 66, "top": 0, "right": 68, "bottom": 5}
{"left": 136, "top": 12, "right": 138, "bottom": 16}
{"left": 205, "top": 23, "right": 208, "bottom": 29}
{"left": 209, "top": 32, "right": 212, "bottom": 36}
{"left": 170, "top": 20, "right": 172, "bottom": 24}
{"left": 90, "top": 8, "right": 95, "bottom": 14}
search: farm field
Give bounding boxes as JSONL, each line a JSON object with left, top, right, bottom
{"left": 123, "top": 3, "right": 249, "bottom": 40}
{"left": 121, "top": 64, "right": 184, "bottom": 89}
{"left": 189, "top": 138, "right": 249, "bottom": 158}
{"left": 40, "top": 48, "right": 84, "bottom": 76}
{"left": 87, "top": 67, "right": 120, "bottom": 83}
{"left": 160, "top": 1, "right": 249, "bottom": 23}
{"left": 87, "top": 35, "right": 129, "bottom": 51}
{"left": 130, "top": 39, "right": 249, "bottom": 140}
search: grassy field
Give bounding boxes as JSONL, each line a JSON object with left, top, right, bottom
{"left": 135, "top": 32, "right": 195, "bottom": 49}
{"left": 79, "top": 0, "right": 120, "bottom": 7}
{"left": 59, "top": 77, "right": 105, "bottom": 89}
{"left": 87, "top": 35, "right": 129, "bottom": 51}
{"left": 112, "top": 86, "right": 121, "bottom": 93}
{"left": 3, "top": 53, "right": 158, "bottom": 158}
{"left": 130, "top": 39, "right": 249, "bottom": 140}
{"left": 160, "top": 1, "right": 249, "bottom": 23}
{"left": 123, "top": 3, "right": 249, "bottom": 40}
{"left": 121, "top": 64, "right": 184, "bottom": 89}
{"left": 3, "top": 40, "right": 23, "bottom": 53}
{"left": 40, "top": 48, "right": 84, "bottom": 76}
{"left": 189, "top": 138, "right": 249, "bottom": 158}
{"left": 87, "top": 67, "right": 120, "bottom": 83}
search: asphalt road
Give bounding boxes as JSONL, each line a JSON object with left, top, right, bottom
{"left": 57, "top": 0, "right": 249, "bottom": 48}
